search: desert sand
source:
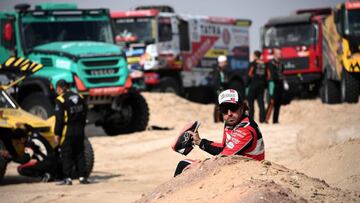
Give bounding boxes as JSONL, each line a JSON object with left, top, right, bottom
{"left": 1, "top": 92, "right": 360, "bottom": 202}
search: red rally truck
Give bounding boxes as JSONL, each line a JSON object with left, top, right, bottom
{"left": 262, "top": 8, "right": 332, "bottom": 103}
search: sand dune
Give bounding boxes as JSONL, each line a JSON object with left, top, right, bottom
{"left": 1, "top": 93, "right": 359, "bottom": 202}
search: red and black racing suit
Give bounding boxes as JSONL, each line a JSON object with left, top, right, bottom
{"left": 14, "top": 133, "right": 57, "bottom": 178}
{"left": 174, "top": 117, "right": 265, "bottom": 176}
{"left": 199, "top": 117, "right": 264, "bottom": 160}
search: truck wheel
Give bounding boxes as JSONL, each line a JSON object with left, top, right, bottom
{"left": 341, "top": 70, "right": 359, "bottom": 103}
{"left": 281, "top": 91, "right": 293, "bottom": 105}
{"left": 69, "top": 137, "right": 94, "bottom": 179}
{"left": 0, "top": 140, "right": 8, "bottom": 182}
{"left": 21, "top": 93, "right": 54, "bottom": 119}
{"left": 320, "top": 77, "right": 341, "bottom": 104}
{"left": 154, "top": 77, "right": 181, "bottom": 95}
{"left": 102, "top": 93, "right": 149, "bottom": 135}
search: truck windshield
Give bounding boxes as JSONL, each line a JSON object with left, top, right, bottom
{"left": 113, "top": 17, "right": 154, "bottom": 43}
{"left": 0, "top": 91, "right": 17, "bottom": 109}
{"left": 264, "top": 24, "right": 316, "bottom": 47}
{"left": 22, "top": 20, "right": 114, "bottom": 50}
{"left": 347, "top": 9, "right": 360, "bottom": 36}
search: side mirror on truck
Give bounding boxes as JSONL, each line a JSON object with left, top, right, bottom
{"left": 3, "top": 22, "right": 13, "bottom": 42}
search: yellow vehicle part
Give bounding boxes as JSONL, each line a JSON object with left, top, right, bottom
{"left": 205, "top": 49, "right": 229, "bottom": 58}
{"left": 341, "top": 39, "right": 360, "bottom": 73}
{"left": 127, "top": 56, "right": 141, "bottom": 64}
{"left": 0, "top": 108, "right": 57, "bottom": 148}
{"left": 0, "top": 56, "right": 43, "bottom": 90}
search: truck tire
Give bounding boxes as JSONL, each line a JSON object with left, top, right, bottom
{"left": 281, "top": 91, "right": 293, "bottom": 105}
{"left": 341, "top": 70, "right": 359, "bottom": 103}
{"left": 102, "top": 93, "right": 149, "bottom": 135}
{"left": 320, "top": 77, "right": 341, "bottom": 104}
{"left": 153, "top": 77, "right": 181, "bottom": 95}
{"left": 62, "top": 136, "right": 95, "bottom": 179}
{"left": 69, "top": 137, "right": 94, "bottom": 179}
{"left": 0, "top": 140, "right": 7, "bottom": 182}
{"left": 55, "top": 137, "right": 94, "bottom": 179}
{"left": 21, "top": 93, "right": 54, "bottom": 119}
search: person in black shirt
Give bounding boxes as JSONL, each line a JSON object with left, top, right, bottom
{"left": 213, "top": 55, "right": 231, "bottom": 122}
{"left": 265, "top": 49, "right": 285, "bottom": 124}
{"left": 247, "top": 51, "right": 268, "bottom": 123}
{"left": 54, "top": 80, "right": 89, "bottom": 185}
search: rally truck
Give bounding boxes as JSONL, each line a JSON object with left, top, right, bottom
{"left": 262, "top": 8, "right": 332, "bottom": 103}
{"left": 262, "top": 2, "right": 360, "bottom": 104}
{"left": 111, "top": 5, "right": 251, "bottom": 103}
{"left": 321, "top": 1, "right": 360, "bottom": 104}
{"left": 0, "top": 3, "right": 149, "bottom": 135}
{"left": 0, "top": 57, "right": 94, "bottom": 182}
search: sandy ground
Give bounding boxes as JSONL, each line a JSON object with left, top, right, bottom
{"left": 1, "top": 93, "right": 360, "bottom": 202}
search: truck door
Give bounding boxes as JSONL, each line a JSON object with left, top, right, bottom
{"left": 179, "top": 19, "right": 190, "bottom": 52}
{"left": 157, "top": 15, "right": 180, "bottom": 68}
{"left": 0, "top": 16, "right": 16, "bottom": 63}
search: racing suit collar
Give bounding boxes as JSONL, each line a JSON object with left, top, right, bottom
{"left": 224, "top": 116, "right": 249, "bottom": 130}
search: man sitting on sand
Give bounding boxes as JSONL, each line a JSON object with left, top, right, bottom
{"left": 174, "top": 89, "right": 265, "bottom": 176}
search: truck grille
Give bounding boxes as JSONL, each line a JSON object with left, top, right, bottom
{"left": 80, "top": 58, "right": 122, "bottom": 86}
{"left": 88, "top": 77, "right": 119, "bottom": 84}
{"left": 281, "top": 57, "right": 309, "bottom": 71}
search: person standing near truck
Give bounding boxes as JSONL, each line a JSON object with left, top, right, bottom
{"left": 54, "top": 80, "right": 89, "bottom": 185}
{"left": 213, "top": 55, "right": 231, "bottom": 122}
{"left": 265, "top": 49, "right": 285, "bottom": 124}
{"left": 247, "top": 50, "right": 268, "bottom": 123}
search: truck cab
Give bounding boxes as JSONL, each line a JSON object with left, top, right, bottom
{"left": 262, "top": 8, "right": 331, "bottom": 100}
{"left": 0, "top": 3, "right": 149, "bottom": 135}
{"left": 112, "top": 5, "right": 251, "bottom": 103}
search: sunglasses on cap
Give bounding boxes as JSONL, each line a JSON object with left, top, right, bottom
{"left": 219, "top": 103, "right": 240, "bottom": 114}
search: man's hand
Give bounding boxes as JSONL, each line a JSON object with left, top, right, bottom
{"left": 53, "top": 135, "right": 60, "bottom": 146}
{"left": 188, "top": 131, "right": 201, "bottom": 146}
{"left": 0, "top": 150, "right": 11, "bottom": 159}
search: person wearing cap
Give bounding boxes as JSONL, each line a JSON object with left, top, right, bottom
{"left": 191, "top": 89, "right": 265, "bottom": 159}
{"left": 54, "top": 79, "right": 89, "bottom": 185}
{"left": 213, "top": 55, "right": 230, "bottom": 93}
{"left": 173, "top": 89, "right": 265, "bottom": 176}
{"left": 213, "top": 55, "right": 230, "bottom": 122}
{"left": 0, "top": 125, "right": 57, "bottom": 182}
{"left": 247, "top": 50, "right": 268, "bottom": 123}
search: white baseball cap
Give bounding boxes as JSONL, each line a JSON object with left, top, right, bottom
{"left": 218, "top": 89, "right": 240, "bottom": 105}
{"left": 217, "top": 55, "right": 227, "bottom": 63}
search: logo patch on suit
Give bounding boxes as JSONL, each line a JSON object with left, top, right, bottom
{"left": 69, "top": 95, "right": 79, "bottom": 104}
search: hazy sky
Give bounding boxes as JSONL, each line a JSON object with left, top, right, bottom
{"left": 0, "top": 0, "right": 344, "bottom": 52}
